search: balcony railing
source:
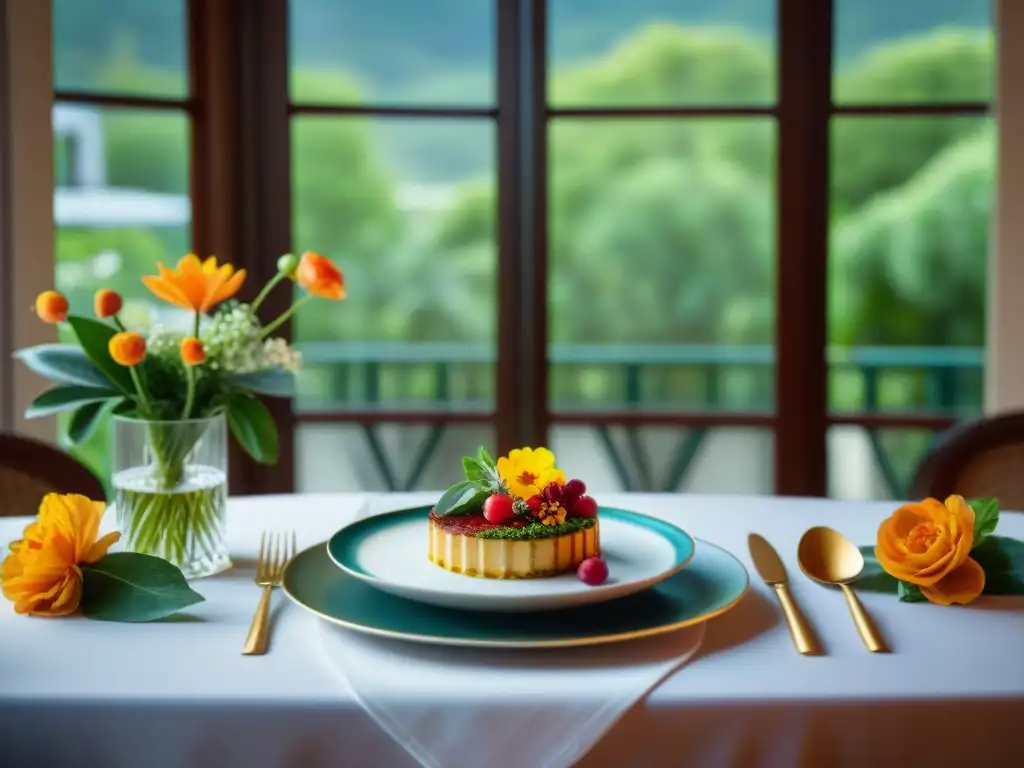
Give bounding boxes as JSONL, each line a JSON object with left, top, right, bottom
{"left": 293, "top": 342, "right": 984, "bottom": 497}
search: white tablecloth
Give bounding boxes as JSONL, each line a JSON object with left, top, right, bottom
{"left": 2, "top": 492, "right": 1023, "bottom": 767}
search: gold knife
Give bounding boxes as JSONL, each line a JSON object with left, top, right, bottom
{"left": 748, "top": 533, "right": 823, "bottom": 655}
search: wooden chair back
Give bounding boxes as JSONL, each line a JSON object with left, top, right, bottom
{"left": 910, "top": 412, "right": 1024, "bottom": 511}
{"left": 0, "top": 433, "right": 106, "bottom": 516}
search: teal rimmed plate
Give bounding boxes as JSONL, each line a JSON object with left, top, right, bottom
{"left": 327, "top": 506, "right": 695, "bottom": 612}
{"left": 284, "top": 536, "right": 749, "bottom": 648}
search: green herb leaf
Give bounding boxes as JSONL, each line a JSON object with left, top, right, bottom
{"left": 227, "top": 395, "right": 279, "bottom": 464}
{"left": 476, "top": 446, "right": 496, "bottom": 469}
{"left": 66, "top": 315, "right": 134, "bottom": 394}
{"left": 224, "top": 369, "right": 295, "bottom": 398}
{"left": 897, "top": 581, "right": 926, "bottom": 603}
{"left": 434, "top": 480, "right": 488, "bottom": 516}
{"left": 80, "top": 552, "right": 204, "bottom": 622}
{"left": 66, "top": 400, "right": 111, "bottom": 445}
{"left": 972, "top": 535, "right": 1024, "bottom": 594}
{"left": 462, "top": 456, "right": 488, "bottom": 483}
{"left": 14, "top": 344, "right": 113, "bottom": 388}
{"left": 855, "top": 545, "right": 899, "bottom": 593}
{"left": 968, "top": 497, "right": 1000, "bottom": 545}
{"left": 26, "top": 384, "right": 120, "bottom": 418}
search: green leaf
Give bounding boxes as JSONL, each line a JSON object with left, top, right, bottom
{"left": 224, "top": 369, "right": 295, "bottom": 398}
{"left": 66, "top": 315, "right": 133, "bottom": 394}
{"left": 66, "top": 400, "right": 110, "bottom": 445}
{"left": 434, "top": 480, "right": 488, "bottom": 516}
{"left": 476, "top": 446, "right": 496, "bottom": 469}
{"left": 968, "top": 497, "right": 1000, "bottom": 545}
{"left": 898, "top": 581, "right": 926, "bottom": 603}
{"left": 855, "top": 545, "right": 899, "bottom": 593}
{"left": 25, "top": 384, "right": 120, "bottom": 418}
{"left": 462, "top": 456, "right": 488, "bottom": 483}
{"left": 14, "top": 344, "right": 113, "bottom": 388}
{"left": 973, "top": 535, "right": 1024, "bottom": 595}
{"left": 226, "top": 395, "right": 279, "bottom": 464}
{"left": 80, "top": 552, "right": 204, "bottom": 622}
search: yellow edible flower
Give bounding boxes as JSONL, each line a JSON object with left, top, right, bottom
{"left": 497, "top": 447, "right": 566, "bottom": 500}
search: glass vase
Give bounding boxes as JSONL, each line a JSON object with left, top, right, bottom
{"left": 112, "top": 414, "right": 231, "bottom": 579}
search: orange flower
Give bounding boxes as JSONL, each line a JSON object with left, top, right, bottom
{"left": 875, "top": 495, "right": 986, "bottom": 606}
{"left": 296, "top": 251, "right": 345, "bottom": 300}
{"left": 142, "top": 254, "right": 246, "bottom": 313}
{"left": 94, "top": 289, "right": 123, "bottom": 319}
{"left": 2, "top": 493, "right": 120, "bottom": 616}
{"left": 180, "top": 337, "right": 206, "bottom": 366}
{"left": 108, "top": 331, "right": 147, "bottom": 367}
{"left": 34, "top": 290, "right": 69, "bottom": 324}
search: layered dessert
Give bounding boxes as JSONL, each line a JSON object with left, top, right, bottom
{"left": 428, "top": 446, "right": 605, "bottom": 582}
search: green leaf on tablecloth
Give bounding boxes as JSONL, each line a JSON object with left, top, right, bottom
{"left": 973, "top": 536, "right": 1024, "bottom": 595}
{"left": 80, "top": 552, "right": 204, "bottom": 622}
{"left": 968, "top": 497, "right": 1000, "bottom": 545}
{"left": 898, "top": 581, "right": 926, "bottom": 603}
{"left": 856, "top": 545, "right": 898, "bottom": 593}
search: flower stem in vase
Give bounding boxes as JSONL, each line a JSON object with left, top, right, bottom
{"left": 113, "top": 415, "right": 231, "bottom": 579}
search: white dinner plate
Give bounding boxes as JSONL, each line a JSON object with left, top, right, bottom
{"left": 326, "top": 505, "right": 696, "bottom": 612}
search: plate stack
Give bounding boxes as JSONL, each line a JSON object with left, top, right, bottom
{"left": 284, "top": 505, "right": 750, "bottom": 648}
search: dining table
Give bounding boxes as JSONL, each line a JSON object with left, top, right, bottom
{"left": 2, "top": 491, "right": 1023, "bottom": 768}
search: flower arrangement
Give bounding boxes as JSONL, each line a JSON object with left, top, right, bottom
{"left": 435, "top": 446, "right": 598, "bottom": 525}
{"left": 2, "top": 493, "right": 202, "bottom": 621}
{"left": 434, "top": 446, "right": 606, "bottom": 583}
{"left": 857, "top": 495, "right": 1024, "bottom": 605}
{"left": 16, "top": 251, "right": 344, "bottom": 576}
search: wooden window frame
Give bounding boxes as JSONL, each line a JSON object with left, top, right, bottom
{"left": 11, "top": 0, "right": 994, "bottom": 496}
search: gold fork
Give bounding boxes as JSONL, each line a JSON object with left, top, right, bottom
{"left": 242, "top": 531, "right": 297, "bottom": 656}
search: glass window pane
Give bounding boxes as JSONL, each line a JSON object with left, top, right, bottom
{"left": 552, "top": 425, "right": 774, "bottom": 495}
{"left": 288, "top": 0, "right": 495, "bottom": 106}
{"left": 548, "top": 118, "right": 775, "bottom": 416}
{"left": 833, "top": 0, "right": 994, "bottom": 104}
{"left": 828, "top": 116, "right": 991, "bottom": 496}
{"left": 291, "top": 117, "right": 496, "bottom": 414}
{"left": 296, "top": 424, "right": 495, "bottom": 492}
{"left": 53, "top": 104, "right": 192, "bottom": 480}
{"left": 828, "top": 426, "right": 937, "bottom": 501}
{"left": 53, "top": 0, "right": 188, "bottom": 98}
{"left": 548, "top": 0, "right": 775, "bottom": 107}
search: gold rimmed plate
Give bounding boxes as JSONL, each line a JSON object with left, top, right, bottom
{"left": 283, "top": 537, "right": 749, "bottom": 649}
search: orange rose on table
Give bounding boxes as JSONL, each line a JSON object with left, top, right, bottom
{"left": 2, "top": 494, "right": 120, "bottom": 617}
{"left": 875, "top": 494, "right": 986, "bottom": 606}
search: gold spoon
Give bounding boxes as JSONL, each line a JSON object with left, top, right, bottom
{"left": 797, "top": 526, "right": 890, "bottom": 653}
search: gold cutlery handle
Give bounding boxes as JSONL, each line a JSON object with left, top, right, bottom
{"left": 774, "top": 583, "right": 822, "bottom": 655}
{"left": 243, "top": 585, "right": 273, "bottom": 656}
{"left": 840, "top": 584, "right": 889, "bottom": 653}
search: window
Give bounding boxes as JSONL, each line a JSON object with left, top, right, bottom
{"left": 39, "top": 0, "right": 995, "bottom": 499}
{"left": 827, "top": 0, "right": 993, "bottom": 499}
{"left": 51, "top": 0, "right": 193, "bottom": 483}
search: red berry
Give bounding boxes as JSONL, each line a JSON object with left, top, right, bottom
{"left": 577, "top": 557, "right": 608, "bottom": 586}
{"left": 526, "top": 494, "right": 544, "bottom": 516}
{"left": 573, "top": 495, "right": 598, "bottom": 518}
{"left": 563, "top": 478, "right": 586, "bottom": 501}
{"left": 483, "top": 494, "right": 516, "bottom": 524}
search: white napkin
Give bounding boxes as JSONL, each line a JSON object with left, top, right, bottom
{"left": 315, "top": 492, "right": 706, "bottom": 768}
{"left": 317, "top": 616, "right": 704, "bottom": 768}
